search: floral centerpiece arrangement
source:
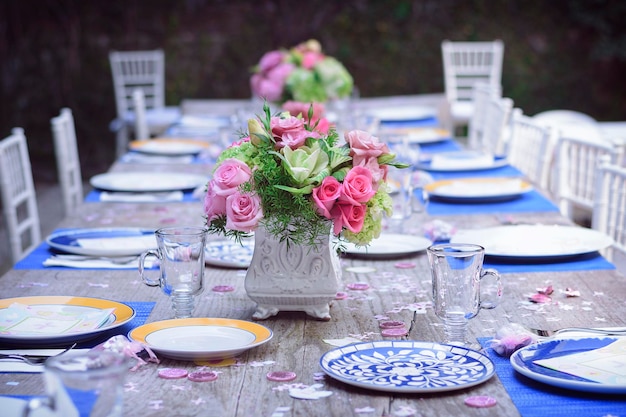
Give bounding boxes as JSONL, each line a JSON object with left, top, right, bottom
{"left": 250, "top": 39, "right": 354, "bottom": 105}
{"left": 203, "top": 102, "right": 408, "bottom": 247}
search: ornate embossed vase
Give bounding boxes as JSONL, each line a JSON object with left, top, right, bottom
{"left": 244, "top": 226, "right": 341, "bottom": 321}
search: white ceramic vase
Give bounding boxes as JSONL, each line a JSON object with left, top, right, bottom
{"left": 244, "top": 225, "right": 341, "bottom": 321}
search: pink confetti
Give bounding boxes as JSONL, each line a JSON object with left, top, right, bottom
{"left": 464, "top": 395, "right": 497, "bottom": 408}
{"left": 335, "top": 291, "right": 348, "bottom": 300}
{"left": 381, "top": 327, "right": 408, "bottom": 337}
{"left": 537, "top": 285, "right": 554, "bottom": 295}
{"left": 188, "top": 371, "right": 218, "bottom": 382}
{"left": 394, "top": 262, "right": 416, "bottom": 269}
{"left": 267, "top": 371, "right": 297, "bottom": 382}
{"left": 529, "top": 293, "right": 551, "bottom": 303}
{"left": 565, "top": 288, "right": 581, "bottom": 297}
{"left": 158, "top": 368, "right": 188, "bottom": 379}
{"left": 212, "top": 285, "right": 235, "bottom": 292}
{"left": 347, "top": 282, "right": 370, "bottom": 291}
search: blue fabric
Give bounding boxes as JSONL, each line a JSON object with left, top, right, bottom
{"left": 483, "top": 252, "right": 615, "bottom": 273}
{"left": 418, "top": 139, "right": 463, "bottom": 154}
{"left": 84, "top": 189, "right": 198, "bottom": 202}
{"left": 426, "top": 190, "right": 559, "bottom": 215}
{"left": 379, "top": 116, "right": 439, "bottom": 129}
{"left": 478, "top": 338, "right": 626, "bottom": 417}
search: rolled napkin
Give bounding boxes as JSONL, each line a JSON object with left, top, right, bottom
{"left": 430, "top": 151, "right": 494, "bottom": 170}
{"left": 99, "top": 191, "right": 184, "bottom": 202}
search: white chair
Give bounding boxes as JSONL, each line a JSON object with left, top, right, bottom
{"left": 480, "top": 96, "right": 514, "bottom": 157}
{"left": 467, "top": 82, "right": 501, "bottom": 151}
{"left": 132, "top": 89, "right": 150, "bottom": 141}
{"left": 555, "top": 136, "right": 624, "bottom": 222}
{"left": 507, "top": 108, "right": 559, "bottom": 191}
{"left": 0, "top": 128, "right": 41, "bottom": 263}
{"left": 592, "top": 156, "right": 626, "bottom": 263}
{"left": 51, "top": 108, "right": 84, "bottom": 216}
{"left": 441, "top": 40, "right": 504, "bottom": 137}
{"left": 109, "top": 49, "right": 181, "bottom": 156}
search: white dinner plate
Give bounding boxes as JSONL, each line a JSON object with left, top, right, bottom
{"left": 425, "top": 177, "right": 533, "bottom": 202}
{"left": 47, "top": 228, "right": 156, "bottom": 256}
{"left": 128, "top": 318, "right": 273, "bottom": 361}
{"left": 367, "top": 106, "right": 437, "bottom": 122}
{"left": 378, "top": 127, "right": 451, "bottom": 144}
{"left": 0, "top": 296, "right": 135, "bottom": 346}
{"left": 417, "top": 151, "right": 508, "bottom": 172}
{"left": 342, "top": 234, "right": 432, "bottom": 259}
{"left": 90, "top": 172, "right": 207, "bottom": 192}
{"left": 450, "top": 225, "right": 614, "bottom": 259}
{"left": 320, "top": 341, "right": 495, "bottom": 393}
{"left": 510, "top": 336, "right": 625, "bottom": 394}
{"left": 205, "top": 238, "right": 254, "bottom": 268}
{"left": 129, "top": 139, "right": 210, "bottom": 156}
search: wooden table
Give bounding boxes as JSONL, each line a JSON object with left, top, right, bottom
{"left": 1, "top": 123, "right": 625, "bottom": 416}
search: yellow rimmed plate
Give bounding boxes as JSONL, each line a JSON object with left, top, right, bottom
{"left": 129, "top": 318, "right": 273, "bottom": 361}
{"left": 425, "top": 177, "right": 533, "bottom": 203}
{"left": 0, "top": 296, "right": 135, "bottom": 346}
{"left": 129, "top": 138, "right": 211, "bottom": 156}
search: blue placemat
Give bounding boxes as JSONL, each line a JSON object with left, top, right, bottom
{"left": 84, "top": 189, "right": 199, "bottom": 202}
{"left": 379, "top": 116, "right": 439, "bottom": 129}
{"left": 478, "top": 338, "right": 626, "bottom": 417}
{"left": 426, "top": 190, "right": 559, "bottom": 215}
{"left": 418, "top": 138, "right": 462, "bottom": 154}
{"left": 483, "top": 252, "right": 615, "bottom": 273}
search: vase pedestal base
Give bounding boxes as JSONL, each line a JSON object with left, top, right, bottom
{"left": 250, "top": 296, "right": 333, "bottom": 321}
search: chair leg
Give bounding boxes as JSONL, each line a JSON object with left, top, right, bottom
{"left": 115, "top": 125, "right": 129, "bottom": 158}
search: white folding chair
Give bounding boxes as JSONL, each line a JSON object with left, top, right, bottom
{"left": 51, "top": 108, "right": 84, "bottom": 216}
{"left": 109, "top": 49, "right": 180, "bottom": 156}
{"left": 132, "top": 89, "right": 150, "bottom": 141}
{"left": 507, "top": 108, "right": 559, "bottom": 191}
{"left": 555, "top": 136, "right": 624, "bottom": 221}
{"left": 480, "top": 96, "right": 514, "bottom": 157}
{"left": 0, "top": 128, "right": 41, "bottom": 263}
{"left": 467, "top": 82, "right": 501, "bottom": 151}
{"left": 441, "top": 40, "right": 504, "bottom": 137}
{"left": 592, "top": 156, "right": 626, "bottom": 263}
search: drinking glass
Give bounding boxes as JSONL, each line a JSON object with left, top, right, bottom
{"left": 24, "top": 351, "right": 131, "bottom": 417}
{"left": 427, "top": 243, "right": 503, "bottom": 346}
{"left": 139, "top": 226, "right": 208, "bottom": 318}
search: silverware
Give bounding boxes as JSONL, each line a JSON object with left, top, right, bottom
{"left": 0, "top": 343, "right": 76, "bottom": 366}
{"left": 51, "top": 254, "right": 139, "bottom": 265}
{"left": 526, "top": 326, "right": 626, "bottom": 338}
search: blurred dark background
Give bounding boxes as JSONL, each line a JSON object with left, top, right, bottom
{"left": 1, "top": 0, "right": 625, "bottom": 184}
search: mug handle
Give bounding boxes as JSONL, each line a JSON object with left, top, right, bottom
{"left": 139, "top": 250, "right": 161, "bottom": 287}
{"left": 478, "top": 268, "right": 503, "bottom": 310}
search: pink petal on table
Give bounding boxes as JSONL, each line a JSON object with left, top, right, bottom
{"left": 529, "top": 293, "right": 551, "bottom": 303}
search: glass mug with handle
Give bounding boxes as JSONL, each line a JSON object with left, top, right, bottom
{"left": 427, "top": 243, "right": 503, "bottom": 346}
{"left": 139, "top": 226, "right": 208, "bottom": 319}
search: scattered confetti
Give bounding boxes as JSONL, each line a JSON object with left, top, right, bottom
{"left": 288, "top": 383, "right": 333, "bottom": 400}
{"left": 212, "top": 285, "right": 235, "bottom": 292}
{"left": 379, "top": 320, "right": 405, "bottom": 329}
{"left": 529, "top": 293, "right": 551, "bottom": 303}
{"left": 381, "top": 327, "right": 408, "bottom": 337}
{"left": 188, "top": 370, "right": 219, "bottom": 382}
{"left": 158, "top": 368, "right": 188, "bottom": 379}
{"left": 191, "top": 397, "right": 206, "bottom": 405}
{"left": 312, "top": 372, "right": 326, "bottom": 381}
{"left": 464, "top": 395, "right": 497, "bottom": 408}
{"left": 345, "top": 266, "right": 376, "bottom": 273}
{"left": 537, "top": 285, "right": 553, "bottom": 295}
{"left": 149, "top": 400, "right": 164, "bottom": 410}
{"left": 267, "top": 371, "right": 297, "bottom": 382}
{"left": 248, "top": 360, "right": 276, "bottom": 367}
{"left": 564, "top": 288, "right": 580, "bottom": 297}
{"left": 355, "top": 406, "right": 376, "bottom": 413}
{"left": 335, "top": 291, "right": 348, "bottom": 300}
{"left": 394, "top": 262, "right": 416, "bottom": 269}
{"left": 5, "top": 381, "right": 19, "bottom": 386}
{"left": 88, "top": 283, "right": 109, "bottom": 288}
{"left": 347, "top": 282, "right": 370, "bottom": 290}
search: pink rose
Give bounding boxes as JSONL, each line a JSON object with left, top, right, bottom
{"left": 258, "top": 50, "right": 285, "bottom": 72}
{"left": 270, "top": 115, "right": 311, "bottom": 149}
{"left": 345, "top": 130, "right": 390, "bottom": 166}
{"left": 313, "top": 117, "right": 331, "bottom": 135}
{"left": 312, "top": 176, "right": 342, "bottom": 218}
{"left": 355, "top": 156, "right": 388, "bottom": 184}
{"left": 250, "top": 74, "right": 283, "bottom": 102}
{"left": 301, "top": 51, "right": 325, "bottom": 69}
{"left": 331, "top": 202, "right": 367, "bottom": 234}
{"left": 225, "top": 191, "right": 263, "bottom": 232}
{"left": 212, "top": 158, "right": 252, "bottom": 197}
{"left": 203, "top": 181, "right": 226, "bottom": 221}
{"left": 282, "top": 101, "right": 326, "bottom": 123}
{"left": 339, "top": 166, "right": 376, "bottom": 205}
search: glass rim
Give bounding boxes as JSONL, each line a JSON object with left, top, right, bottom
{"left": 155, "top": 226, "right": 208, "bottom": 237}
{"left": 427, "top": 242, "right": 485, "bottom": 254}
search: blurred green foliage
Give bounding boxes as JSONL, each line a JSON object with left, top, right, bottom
{"left": 1, "top": 0, "right": 624, "bottom": 181}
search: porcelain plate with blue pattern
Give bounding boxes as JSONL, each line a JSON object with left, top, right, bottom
{"left": 320, "top": 340, "right": 495, "bottom": 393}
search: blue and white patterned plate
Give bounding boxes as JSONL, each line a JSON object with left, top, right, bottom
{"left": 204, "top": 239, "right": 254, "bottom": 268}
{"left": 320, "top": 341, "right": 495, "bottom": 393}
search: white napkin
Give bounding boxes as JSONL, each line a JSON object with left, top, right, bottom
{"left": 0, "top": 348, "right": 90, "bottom": 373}
{"left": 121, "top": 153, "right": 194, "bottom": 164}
{"left": 76, "top": 235, "right": 157, "bottom": 252}
{"left": 99, "top": 191, "right": 184, "bottom": 202}
{"left": 43, "top": 257, "right": 142, "bottom": 269}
